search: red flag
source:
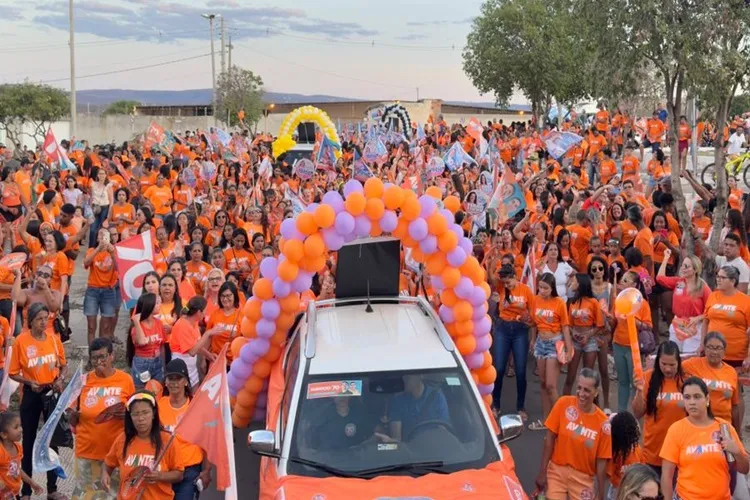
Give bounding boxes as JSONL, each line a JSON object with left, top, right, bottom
{"left": 42, "top": 128, "right": 62, "bottom": 163}
{"left": 114, "top": 231, "right": 156, "bottom": 310}
{"left": 175, "top": 347, "right": 237, "bottom": 496}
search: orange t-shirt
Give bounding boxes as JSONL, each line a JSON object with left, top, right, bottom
{"left": 619, "top": 220, "right": 638, "bottom": 249}
{"left": 639, "top": 370, "right": 685, "bottom": 466}
{"left": 206, "top": 308, "right": 239, "bottom": 361}
{"left": 653, "top": 231, "right": 679, "bottom": 265}
{"left": 599, "top": 159, "right": 618, "bottom": 185}
{"left": 186, "top": 261, "right": 211, "bottom": 295}
{"left": 14, "top": 170, "right": 31, "bottom": 205}
{"left": 545, "top": 395, "right": 612, "bottom": 476}
{"left": 647, "top": 119, "right": 665, "bottom": 142}
{"left": 0, "top": 442, "right": 23, "bottom": 495}
{"left": 532, "top": 296, "right": 569, "bottom": 335}
{"left": 169, "top": 317, "right": 200, "bottom": 355}
{"left": 567, "top": 224, "right": 592, "bottom": 270}
{"left": 634, "top": 227, "right": 654, "bottom": 261}
{"left": 38, "top": 251, "right": 71, "bottom": 293}
{"left": 153, "top": 243, "right": 175, "bottom": 276}
{"left": 158, "top": 397, "right": 204, "bottom": 468}
{"left": 621, "top": 155, "right": 641, "bottom": 181}
{"left": 683, "top": 357, "right": 739, "bottom": 422}
{"left": 110, "top": 203, "right": 135, "bottom": 233}
{"left": 704, "top": 291, "right": 750, "bottom": 361}
{"left": 223, "top": 248, "right": 257, "bottom": 277}
{"left": 568, "top": 297, "right": 604, "bottom": 329}
{"left": 105, "top": 431, "right": 183, "bottom": 500}
{"left": 607, "top": 444, "right": 643, "bottom": 488}
{"left": 613, "top": 300, "right": 652, "bottom": 346}
{"left": 9, "top": 331, "right": 66, "bottom": 385}
{"left": 497, "top": 282, "right": 534, "bottom": 322}
{"left": 75, "top": 370, "right": 135, "bottom": 460}
{"left": 178, "top": 279, "right": 196, "bottom": 302}
{"left": 85, "top": 248, "right": 118, "bottom": 288}
{"left": 144, "top": 185, "right": 173, "bottom": 216}
{"left": 660, "top": 417, "right": 745, "bottom": 500}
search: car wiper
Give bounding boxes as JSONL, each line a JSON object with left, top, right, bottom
{"left": 287, "top": 456, "right": 360, "bottom": 478}
{"left": 355, "top": 461, "right": 448, "bottom": 477}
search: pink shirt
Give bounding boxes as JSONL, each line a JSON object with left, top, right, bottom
{"left": 656, "top": 276, "right": 710, "bottom": 318}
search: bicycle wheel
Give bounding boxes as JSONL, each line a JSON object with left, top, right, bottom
{"left": 743, "top": 160, "right": 750, "bottom": 190}
{"left": 701, "top": 163, "right": 716, "bottom": 186}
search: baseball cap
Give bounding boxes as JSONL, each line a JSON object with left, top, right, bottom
{"left": 165, "top": 359, "right": 189, "bottom": 379}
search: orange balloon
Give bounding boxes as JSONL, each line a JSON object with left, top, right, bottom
{"left": 345, "top": 192, "right": 366, "bottom": 216}
{"left": 482, "top": 394, "right": 492, "bottom": 407}
{"left": 279, "top": 294, "right": 301, "bottom": 313}
{"left": 410, "top": 247, "right": 426, "bottom": 263}
{"left": 383, "top": 185, "right": 406, "bottom": 210}
{"left": 453, "top": 300, "right": 473, "bottom": 322}
{"left": 296, "top": 212, "right": 318, "bottom": 236}
{"left": 455, "top": 334, "right": 477, "bottom": 356}
{"left": 401, "top": 236, "right": 418, "bottom": 249}
{"left": 401, "top": 197, "right": 421, "bottom": 221}
{"left": 236, "top": 388, "right": 258, "bottom": 408}
{"left": 437, "top": 230, "right": 458, "bottom": 253}
{"left": 230, "top": 396, "right": 236, "bottom": 407}
{"left": 445, "top": 322, "right": 457, "bottom": 337}
{"left": 277, "top": 237, "right": 286, "bottom": 254}
{"left": 313, "top": 204, "right": 336, "bottom": 229}
{"left": 471, "top": 372, "right": 480, "bottom": 385}
{"left": 426, "top": 212, "right": 448, "bottom": 236}
{"left": 231, "top": 336, "right": 249, "bottom": 358}
{"left": 240, "top": 318, "right": 256, "bottom": 339}
{"left": 425, "top": 186, "right": 442, "bottom": 200}
{"left": 477, "top": 365, "right": 497, "bottom": 385}
{"left": 244, "top": 298, "right": 262, "bottom": 321}
{"left": 267, "top": 344, "right": 283, "bottom": 363}
{"left": 370, "top": 220, "right": 383, "bottom": 237}
{"left": 482, "top": 351, "right": 493, "bottom": 368}
{"left": 252, "top": 359, "right": 272, "bottom": 378}
{"left": 364, "top": 177, "right": 385, "bottom": 199}
{"left": 456, "top": 320, "right": 474, "bottom": 336}
{"left": 392, "top": 218, "right": 409, "bottom": 239}
{"left": 364, "top": 198, "right": 385, "bottom": 221}
{"left": 282, "top": 239, "right": 304, "bottom": 263}
{"left": 443, "top": 195, "right": 461, "bottom": 214}
{"left": 615, "top": 287, "right": 644, "bottom": 318}
{"left": 277, "top": 258, "right": 299, "bottom": 282}
{"left": 252, "top": 278, "right": 274, "bottom": 301}
{"left": 441, "top": 266, "right": 461, "bottom": 288}
{"left": 425, "top": 253, "right": 448, "bottom": 275}
{"left": 232, "top": 412, "right": 251, "bottom": 428}
{"left": 276, "top": 312, "right": 296, "bottom": 330}
{"left": 480, "top": 282, "right": 491, "bottom": 300}
{"left": 440, "top": 288, "right": 458, "bottom": 307}
{"left": 271, "top": 330, "right": 287, "bottom": 345}
{"left": 299, "top": 254, "right": 326, "bottom": 273}
{"left": 244, "top": 376, "right": 263, "bottom": 394}
{"left": 303, "top": 233, "right": 326, "bottom": 258}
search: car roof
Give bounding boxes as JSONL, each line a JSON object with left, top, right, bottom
{"left": 307, "top": 301, "right": 457, "bottom": 375}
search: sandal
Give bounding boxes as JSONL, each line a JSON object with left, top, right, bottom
{"left": 528, "top": 419, "right": 545, "bottom": 431}
{"left": 506, "top": 366, "right": 515, "bottom": 378}
{"left": 518, "top": 410, "right": 528, "bottom": 422}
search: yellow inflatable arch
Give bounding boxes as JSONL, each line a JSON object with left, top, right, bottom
{"left": 271, "top": 106, "right": 341, "bottom": 159}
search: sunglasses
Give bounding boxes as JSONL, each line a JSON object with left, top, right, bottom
{"left": 590, "top": 266, "right": 604, "bottom": 272}
{"left": 36, "top": 272, "right": 52, "bottom": 279}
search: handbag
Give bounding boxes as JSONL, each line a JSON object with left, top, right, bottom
{"left": 53, "top": 315, "right": 70, "bottom": 344}
{"left": 637, "top": 322, "right": 656, "bottom": 355}
{"left": 41, "top": 391, "right": 74, "bottom": 448}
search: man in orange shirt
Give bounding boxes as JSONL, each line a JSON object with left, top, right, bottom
{"left": 628, "top": 205, "right": 655, "bottom": 275}
{"left": 143, "top": 169, "right": 173, "bottom": 219}
{"left": 567, "top": 211, "right": 593, "bottom": 271}
{"left": 644, "top": 110, "right": 666, "bottom": 154}
{"left": 14, "top": 158, "right": 33, "bottom": 209}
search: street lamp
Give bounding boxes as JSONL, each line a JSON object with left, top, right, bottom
{"left": 201, "top": 13, "right": 217, "bottom": 125}
{"left": 263, "top": 104, "right": 275, "bottom": 133}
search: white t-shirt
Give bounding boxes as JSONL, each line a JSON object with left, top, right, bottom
{"left": 715, "top": 255, "right": 750, "bottom": 285}
{"left": 727, "top": 132, "right": 745, "bottom": 155}
{"left": 542, "top": 261, "right": 575, "bottom": 300}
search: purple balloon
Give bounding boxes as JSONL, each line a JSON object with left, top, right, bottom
{"left": 272, "top": 278, "right": 292, "bottom": 298}
{"left": 343, "top": 179, "right": 364, "bottom": 197}
{"left": 470, "top": 287, "right": 487, "bottom": 308}
{"left": 305, "top": 203, "right": 320, "bottom": 214}
{"left": 465, "top": 352, "right": 484, "bottom": 370}
{"left": 475, "top": 333, "right": 492, "bottom": 352}
{"left": 343, "top": 231, "right": 357, "bottom": 243}
{"left": 256, "top": 319, "right": 276, "bottom": 339}
{"left": 379, "top": 210, "right": 398, "bottom": 232}
{"left": 256, "top": 391, "right": 268, "bottom": 408}
{"left": 259, "top": 257, "right": 278, "bottom": 280}
{"left": 322, "top": 227, "right": 345, "bottom": 252}
{"left": 418, "top": 195, "right": 437, "bottom": 217}
{"left": 408, "top": 218, "right": 428, "bottom": 241}
{"left": 240, "top": 343, "right": 261, "bottom": 364}
{"left": 477, "top": 384, "right": 493, "bottom": 396}
{"left": 227, "top": 371, "right": 243, "bottom": 391}
{"left": 439, "top": 208, "right": 454, "bottom": 224}
{"left": 447, "top": 247, "right": 467, "bottom": 268}
{"left": 334, "top": 211, "right": 355, "bottom": 236}
{"left": 253, "top": 409, "right": 266, "bottom": 421}
{"left": 322, "top": 191, "right": 345, "bottom": 213}
{"left": 450, "top": 223, "right": 464, "bottom": 240}
{"left": 419, "top": 234, "right": 438, "bottom": 254}
{"left": 249, "top": 338, "right": 271, "bottom": 357}
{"left": 474, "top": 316, "right": 492, "bottom": 337}
{"left": 472, "top": 301, "right": 489, "bottom": 320}
{"left": 261, "top": 299, "right": 280, "bottom": 320}
{"left": 459, "top": 237, "right": 473, "bottom": 256}
{"left": 438, "top": 305, "right": 455, "bottom": 323}
{"left": 231, "top": 360, "right": 253, "bottom": 381}
{"left": 431, "top": 275, "right": 445, "bottom": 291}
{"left": 280, "top": 218, "right": 304, "bottom": 241}
{"left": 455, "top": 277, "right": 474, "bottom": 300}
{"left": 292, "top": 272, "right": 313, "bottom": 293}
{"left": 355, "top": 215, "right": 372, "bottom": 238}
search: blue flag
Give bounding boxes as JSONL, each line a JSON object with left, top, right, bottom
{"left": 416, "top": 123, "right": 425, "bottom": 141}
{"left": 215, "top": 128, "right": 231, "bottom": 147}
{"left": 316, "top": 135, "right": 341, "bottom": 165}
{"left": 543, "top": 131, "right": 583, "bottom": 159}
{"left": 443, "top": 142, "right": 477, "bottom": 171}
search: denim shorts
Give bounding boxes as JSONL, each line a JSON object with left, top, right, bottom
{"left": 574, "top": 336, "right": 599, "bottom": 353}
{"left": 535, "top": 335, "right": 562, "bottom": 360}
{"left": 131, "top": 356, "right": 164, "bottom": 389}
{"left": 83, "top": 287, "right": 118, "bottom": 318}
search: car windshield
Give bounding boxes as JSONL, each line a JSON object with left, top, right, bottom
{"left": 284, "top": 148, "right": 313, "bottom": 166}
{"left": 287, "top": 367, "right": 499, "bottom": 478}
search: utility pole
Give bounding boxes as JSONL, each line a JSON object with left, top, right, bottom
{"left": 228, "top": 35, "right": 233, "bottom": 72}
{"left": 220, "top": 16, "right": 226, "bottom": 75}
{"left": 416, "top": 87, "right": 419, "bottom": 101}
{"left": 69, "top": 0, "right": 76, "bottom": 138}
{"left": 202, "top": 14, "right": 217, "bottom": 125}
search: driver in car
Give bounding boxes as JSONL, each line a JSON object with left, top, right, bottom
{"left": 309, "top": 396, "right": 377, "bottom": 451}
{"left": 379, "top": 374, "right": 450, "bottom": 442}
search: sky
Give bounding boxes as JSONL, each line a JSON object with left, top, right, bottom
{"left": 0, "top": 0, "right": 527, "bottom": 103}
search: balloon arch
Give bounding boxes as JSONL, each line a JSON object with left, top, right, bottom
{"left": 227, "top": 178, "right": 496, "bottom": 427}
{"left": 271, "top": 105, "right": 341, "bottom": 159}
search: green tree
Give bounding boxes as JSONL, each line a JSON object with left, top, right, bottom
{"left": 463, "top": 0, "right": 593, "bottom": 127}
{"left": 103, "top": 100, "right": 140, "bottom": 115}
{"left": 729, "top": 93, "right": 750, "bottom": 118}
{"left": 216, "top": 66, "right": 264, "bottom": 128}
{"left": 0, "top": 83, "right": 69, "bottom": 153}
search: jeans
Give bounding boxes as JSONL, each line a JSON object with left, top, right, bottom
{"left": 588, "top": 158, "right": 600, "bottom": 187}
{"left": 613, "top": 343, "right": 633, "bottom": 412}
{"left": 492, "top": 320, "right": 529, "bottom": 412}
{"left": 131, "top": 355, "right": 164, "bottom": 389}
{"left": 88, "top": 204, "right": 110, "bottom": 248}
{"left": 21, "top": 387, "right": 59, "bottom": 496}
{"left": 173, "top": 463, "right": 202, "bottom": 500}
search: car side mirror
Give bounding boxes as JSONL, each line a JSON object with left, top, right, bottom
{"left": 497, "top": 414, "right": 523, "bottom": 444}
{"left": 248, "top": 430, "right": 280, "bottom": 458}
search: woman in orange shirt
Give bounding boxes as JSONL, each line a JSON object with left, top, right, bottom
{"left": 0, "top": 167, "right": 23, "bottom": 222}
{"left": 206, "top": 282, "right": 241, "bottom": 363}
{"left": 83, "top": 228, "right": 119, "bottom": 344}
{"left": 108, "top": 187, "right": 136, "bottom": 237}
{"left": 529, "top": 273, "right": 573, "bottom": 431}
{"left": 223, "top": 228, "right": 255, "bottom": 286}
{"left": 0, "top": 411, "right": 43, "bottom": 498}
{"left": 202, "top": 268, "right": 225, "bottom": 322}
{"left": 703, "top": 265, "right": 750, "bottom": 369}
{"left": 169, "top": 297, "right": 217, "bottom": 388}
{"left": 563, "top": 274, "right": 605, "bottom": 396}
{"left": 186, "top": 243, "right": 211, "bottom": 295}
{"left": 102, "top": 391, "right": 183, "bottom": 499}
{"left": 167, "top": 258, "right": 196, "bottom": 302}
{"left": 129, "top": 293, "right": 166, "bottom": 388}
{"left": 172, "top": 212, "right": 191, "bottom": 246}
{"left": 660, "top": 377, "right": 749, "bottom": 500}
{"left": 156, "top": 274, "right": 181, "bottom": 361}
{"left": 205, "top": 210, "right": 229, "bottom": 248}
{"left": 632, "top": 341, "right": 685, "bottom": 475}
{"left": 608, "top": 411, "right": 643, "bottom": 497}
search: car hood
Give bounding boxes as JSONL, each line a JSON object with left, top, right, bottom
{"left": 272, "top": 459, "right": 527, "bottom": 500}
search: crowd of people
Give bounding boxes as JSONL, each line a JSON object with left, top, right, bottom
{"left": 0, "top": 104, "right": 746, "bottom": 499}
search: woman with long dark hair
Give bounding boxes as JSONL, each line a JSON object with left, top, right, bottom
{"left": 128, "top": 293, "right": 165, "bottom": 388}
{"left": 608, "top": 411, "right": 643, "bottom": 498}
{"left": 102, "top": 391, "right": 183, "bottom": 498}
{"left": 156, "top": 273, "right": 182, "bottom": 364}
{"left": 632, "top": 341, "right": 684, "bottom": 476}
{"left": 563, "top": 274, "right": 605, "bottom": 395}
{"left": 588, "top": 255, "right": 615, "bottom": 411}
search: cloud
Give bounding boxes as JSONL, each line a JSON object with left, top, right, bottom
{"left": 2, "top": 5, "right": 23, "bottom": 20}
{"left": 29, "top": 1, "right": 377, "bottom": 42}
{"left": 396, "top": 33, "right": 422, "bottom": 41}
{"left": 406, "top": 17, "right": 473, "bottom": 27}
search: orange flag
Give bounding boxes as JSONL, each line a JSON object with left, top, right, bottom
{"left": 174, "top": 346, "right": 237, "bottom": 497}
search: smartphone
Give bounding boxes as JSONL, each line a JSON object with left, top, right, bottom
{"left": 101, "top": 231, "right": 111, "bottom": 245}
